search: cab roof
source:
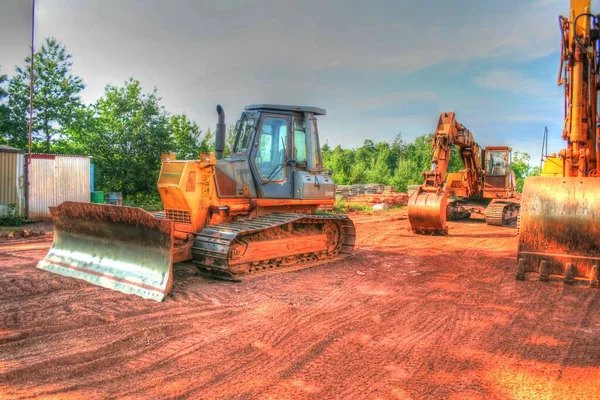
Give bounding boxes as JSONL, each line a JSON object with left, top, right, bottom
{"left": 245, "top": 104, "right": 326, "bottom": 116}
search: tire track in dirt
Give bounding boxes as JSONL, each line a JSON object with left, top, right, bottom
{"left": 257, "top": 262, "right": 462, "bottom": 397}
{"left": 2, "top": 210, "right": 600, "bottom": 399}
{"left": 186, "top": 281, "right": 377, "bottom": 397}
{"left": 0, "top": 304, "right": 234, "bottom": 374}
{"left": 129, "top": 269, "right": 376, "bottom": 398}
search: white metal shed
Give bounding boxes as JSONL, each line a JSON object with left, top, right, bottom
{"left": 0, "top": 145, "right": 26, "bottom": 218}
{"left": 28, "top": 153, "right": 91, "bottom": 219}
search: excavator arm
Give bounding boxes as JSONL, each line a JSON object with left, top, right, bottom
{"left": 408, "top": 112, "right": 483, "bottom": 234}
{"left": 420, "top": 112, "right": 482, "bottom": 196}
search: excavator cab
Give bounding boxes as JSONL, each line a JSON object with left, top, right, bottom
{"left": 484, "top": 148, "right": 508, "bottom": 176}
{"left": 482, "top": 146, "right": 516, "bottom": 199}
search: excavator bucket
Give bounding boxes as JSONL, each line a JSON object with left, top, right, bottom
{"left": 37, "top": 202, "right": 174, "bottom": 301}
{"left": 516, "top": 176, "right": 600, "bottom": 286}
{"left": 408, "top": 188, "right": 449, "bottom": 235}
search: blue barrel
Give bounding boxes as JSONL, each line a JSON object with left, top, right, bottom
{"left": 107, "top": 192, "right": 123, "bottom": 206}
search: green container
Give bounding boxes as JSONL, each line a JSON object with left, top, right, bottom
{"left": 90, "top": 191, "right": 105, "bottom": 204}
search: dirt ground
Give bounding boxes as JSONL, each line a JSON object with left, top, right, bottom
{"left": 0, "top": 209, "right": 598, "bottom": 400}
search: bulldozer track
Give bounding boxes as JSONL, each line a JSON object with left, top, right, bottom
{"left": 191, "top": 213, "right": 356, "bottom": 279}
{"left": 485, "top": 200, "right": 519, "bottom": 226}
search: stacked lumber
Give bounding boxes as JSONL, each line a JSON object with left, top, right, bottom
{"left": 336, "top": 184, "right": 395, "bottom": 199}
{"left": 345, "top": 192, "right": 409, "bottom": 207}
{"left": 336, "top": 184, "right": 408, "bottom": 208}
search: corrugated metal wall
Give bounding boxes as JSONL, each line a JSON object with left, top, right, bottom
{"left": 55, "top": 157, "right": 91, "bottom": 204}
{"left": 28, "top": 155, "right": 91, "bottom": 219}
{"left": 0, "top": 151, "right": 26, "bottom": 217}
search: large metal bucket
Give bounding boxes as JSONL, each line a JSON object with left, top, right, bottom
{"left": 516, "top": 176, "right": 600, "bottom": 286}
{"left": 37, "top": 202, "right": 174, "bottom": 301}
{"left": 407, "top": 187, "right": 449, "bottom": 235}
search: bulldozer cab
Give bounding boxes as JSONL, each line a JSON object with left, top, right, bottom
{"left": 483, "top": 146, "right": 516, "bottom": 197}
{"left": 229, "top": 105, "right": 332, "bottom": 200}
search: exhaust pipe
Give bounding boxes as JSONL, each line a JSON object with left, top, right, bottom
{"left": 215, "top": 104, "right": 226, "bottom": 160}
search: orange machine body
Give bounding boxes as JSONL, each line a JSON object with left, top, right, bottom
{"left": 516, "top": 0, "right": 600, "bottom": 286}
{"left": 157, "top": 152, "right": 334, "bottom": 262}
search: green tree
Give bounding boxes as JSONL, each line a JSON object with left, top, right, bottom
{"left": 222, "top": 124, "right": 237, "bottom": 158}
{"left": 350, "top": 161, "right": 369, "bottom": 184}
{"left": 355, "top": 139, "right": 376, "bottom": 165}
{"left": 391, "top": 132, "right": 407, "bottom": 158}
{"left": 8, "top": 38, "right": 85, "bottom": 152}
{"left": 392, "top": 158, "right": 421, "bottom": 192}
{"left": 529, "top": 165, "right": 541, "bottom": 177}
{"left": 169, "top": 113, "right": 212, "bottom": 159}
{"left": 367, "top": 145, "right": 393, "bottom": 184}
{"left": 327, "top": 145, "right": 354, "bottom": 184}
{"left": 512, "top": 151, "right": 532, "bottom": 192}
{"left": 79, "top": 78, "right": 172, "bottom": 195}
{"left": 0, "top": 68, "right": 10, "bottom": 145}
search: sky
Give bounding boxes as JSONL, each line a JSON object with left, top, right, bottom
{"left": 1, "top": 0, "right": 596, "bottom": 166}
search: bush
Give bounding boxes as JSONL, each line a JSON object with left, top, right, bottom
{"left": 0, "top": 204, "right": 25, "bottom": 226}
{"left": 123, "top": 192, "right": 164, "bottom": 211}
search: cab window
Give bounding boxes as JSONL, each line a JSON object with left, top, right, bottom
{"left": 293, "top": 118, "right": 307, "bottom": 163}
{"left": 255, "top": 117, "right": 288, "bottom": 181}
{"left": 233, "top": 117, "right": 256, "bottom": 155}
{"left": 485, "top": 151, "right": 508, "bottom": 176}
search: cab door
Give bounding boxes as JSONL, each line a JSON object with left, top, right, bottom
{"left": 250, "top": 114, "right": 292, "bottom": 198}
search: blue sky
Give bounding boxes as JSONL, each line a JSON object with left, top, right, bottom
{"left": 0, "top": 0, "right": 587, "bottom": 165}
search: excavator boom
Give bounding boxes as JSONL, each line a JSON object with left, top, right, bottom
{"left": 408, "top": 112, "right": 480, "bottom": 234}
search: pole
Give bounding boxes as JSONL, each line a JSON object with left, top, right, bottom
{"left": 25, "top": 0, "right": 35, "bottom": 219}
{"left": 27, "top": 0, "right": 35, "bottom": 162}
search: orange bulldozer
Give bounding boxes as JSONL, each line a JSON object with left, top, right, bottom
{"left": 37, "top": 105, "right": 356, "bottom": 300}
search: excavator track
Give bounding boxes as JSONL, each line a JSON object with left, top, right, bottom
{"left": 484, "top": 200, "right": 520, "bottom": 226}
{"left": 191, "top": 213, "right": 356, "bottom": 279}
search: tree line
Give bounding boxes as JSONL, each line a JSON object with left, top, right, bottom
{"left": 322, "top": 136, "right": 538, "bottom": 192}
{"left": 0, "top": 37, "right": 538, "bottom": 199}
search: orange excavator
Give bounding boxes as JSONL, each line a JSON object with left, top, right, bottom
{"left": 516, "top": 0, "right": 600, "bottom": 286}
{"left": 37, "top": 105, "right": 356, "bottom": 301}
{"left": 408, "top": 112, "right": 519, "bottom": 235}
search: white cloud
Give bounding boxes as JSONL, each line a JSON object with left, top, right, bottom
{"left": 474, "top": 70, "right": 550, "bottom": 97}
{"left": 353, "top": 91, "right": 440, "bottom": 107}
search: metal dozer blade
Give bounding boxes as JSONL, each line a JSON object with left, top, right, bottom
{"left": 516, "top": 177, "right": 600, "bottom": 286}
{"left": 407, "top": 187, "right": 449, "bottom": 235}
{"left": 37, "top": 202, "right": 174, "bottom": 301}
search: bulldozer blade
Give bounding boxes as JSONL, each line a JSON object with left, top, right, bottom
{"left": 516, "top": 177, "right": 600, "bottom": 286}
{"left": 37, "top": 202, "right": 174, "bottom": 301}
{"left": 408, "top": 188, "right": 449, "bottom": 235}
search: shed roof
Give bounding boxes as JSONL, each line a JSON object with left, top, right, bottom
{"left": 0, "top": 145, "right": 25, "bottom": 154}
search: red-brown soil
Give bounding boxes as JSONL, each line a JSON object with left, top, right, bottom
{"left": 0, "top": 210, "right": 598, "bottom": 399}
